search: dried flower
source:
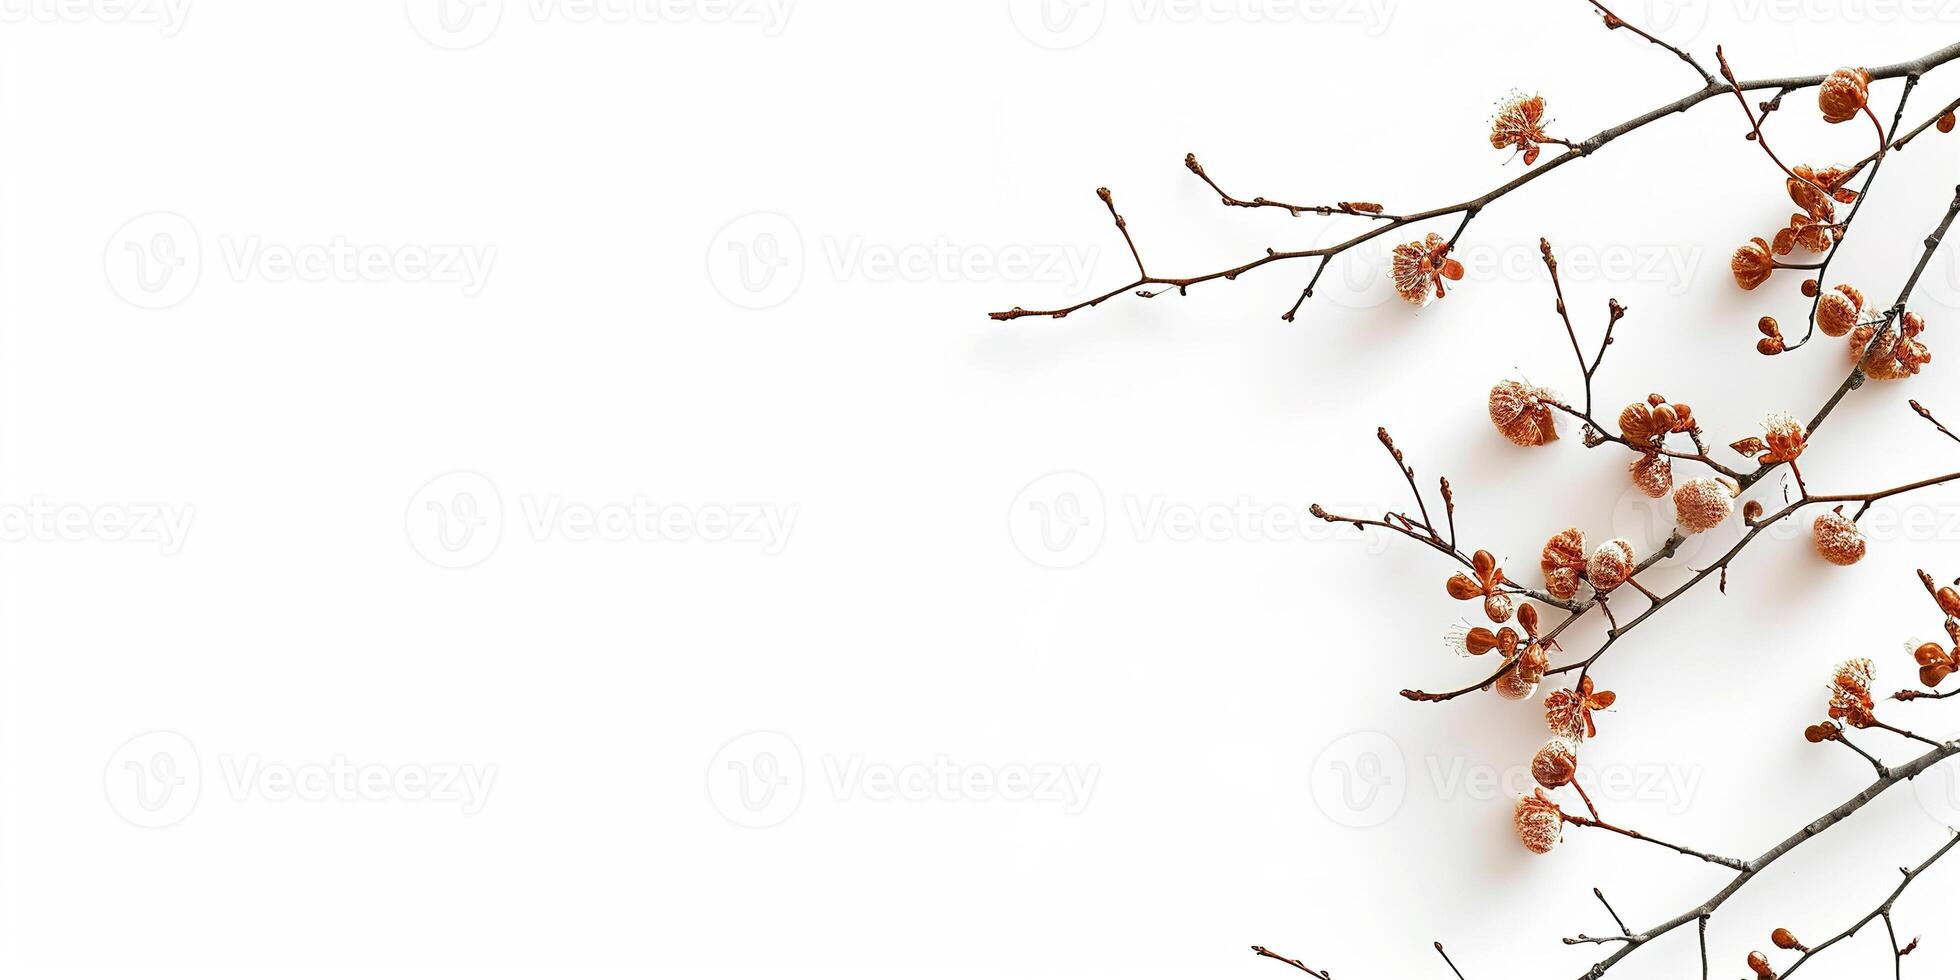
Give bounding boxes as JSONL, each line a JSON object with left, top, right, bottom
{"left": 1544, "top": 676, "right": 1616, "bottom": 740}
{"left": 1812, "top": 509, "right": 1866, "bottom": 566}
{"left": 1732, "top": 237, "right": 1775, "bottom": 290}
{"left": 1631, "top": 451, "right": 1672, "bottom": 498}
{"left": 1818, "top": 67, "right": 1871, "bottom": 123}
{"left": 1489, "top": 380, "right": 1560, "bottom": 447}
{"left": 1673, "top": 477, "right": 1738, "bottom": 533}
{"left": 1586, "top": 538, "right": 1636, "bottom": 593}
{"left": 1446, "top": 549, "right": 1513, "bottom": 623}
{"left": 1827, "top": 658, "right": 1877, "bottom": 728}
{"left": 1761, "top": 412, "right": 1807, "bottom": 463}
{"left": 1514, "top": 789, "right": 1564, "bottom": 854}
{"left": 1541, "top": 527, "right": 1588, "bottom": 599}
{"left": 1391, "top": 232, "right": 1464, "bottom": 306}
{"left": 1531, "top": 737, "right": 1579, "bottom": 788}
{"left": 1495, "top": 643, "right": 1548, "bottom": 701}
{"left": 1490, "top": 90, "right": 1553, "bottom": 165}
{"left": 1817, "top": 283, "right": 1864, "bottom": 338}
{"left": 1853, "top": 311, "right": 1932, "bottom": 380}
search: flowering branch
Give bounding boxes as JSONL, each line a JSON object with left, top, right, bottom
{"left": 991, "top": 36, "right": 1960, "bottom": 322}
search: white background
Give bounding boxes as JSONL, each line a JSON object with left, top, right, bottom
{"left": 6, "top": 1, "right": 1960, "bottom": 978}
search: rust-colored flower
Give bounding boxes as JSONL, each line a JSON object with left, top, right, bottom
{"left": 1812, "top": 509, "right": 1866, "bottom": 566}
{"left": 1817, "top": 283, "right": 1864, "bottom": 338}
{"left": 1391, "top": 232, "right": 1464, "bottom": 306}
{"left": 1673, "top": 477, "right": 1738, "bottom": 533}
{"left": 1444, "top": 622, "right": 1520, "bottom": 658}
{"left": 1818, "top": 67, "right": 1871, "bottom": 123}
{"left": 1531, "top": 737, "right": 1579, "bottom": 789}
{"left": 1631, "top": 451, "right": 1672, "bottom": 498}
{"left": 1540, "top": 527, "right": 1587, "bottom": 600}
{"left": 1490, "top": 90, "right": 1553, "bottom": 165}
{"left": 1585, "top": 538, "right": 1636, "bottom": 593}
{"left": 1496, "top": 643, "right": 1548, "bottom": 701}
{"left": 1827, "top": 657, "right": 1877, "bottom": 728}
{"left": 1913, "top": 640, "right": 1958, "bottom": 688}
{"left": 1447, "top": 549, "right": 1513, "bottom": 623}
{"left": 1854, "top": 311, "right": 1932, "bottom": 380}
{"left": 1489, "top": 380, "right": 1560, "bottom": 447}
{"left": 1544, "top": 676, "right": 1615, "bottom": 741}
{"left": 1514, "top": 789, "right": 1565, "bottom": 854}
{"left": 1732, "top": 237, "right": 1775, "bottom": 290}
{"left": 1761, "top": 412, "right": 1807, "bottom": 464}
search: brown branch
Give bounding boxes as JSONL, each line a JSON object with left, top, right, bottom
{"left": 1586, "top": 0, "right": 1713, "bottom": 85}
{"left": 1776, "top": 831, "right": 1960, "bottom": 978}
{"left": 1574, "top": 741, "right": 1960, "bottom": 978}
{"left": 1184, "top": 154, "right": 1400, "bottom": 221}
{"left": 989, "top": 41, "right": 1960, "bottom": 321}
{"left": 1786, "top": 74, "right": 1922, "bottom": 350}
{"left": 1911, "top": 399, "right": 1959, "bottom": 444}
{"left": 1249, "top": 946, "right": 1329, "bottom": 978}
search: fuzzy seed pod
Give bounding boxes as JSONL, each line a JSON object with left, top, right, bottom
{"left": 1828, "top": 658, "right": 1877, "bottom": 728}
{"left": 1673, "top": 477, "right": 1738, "bottom": 533}
{"left": 1545, "top": 687, "right": 1586, "bottom": 741}
{"left": 1531, "top": 737, "right": 1579, "bottom": 789}
{"left": 1495, "top": 645, "right": 1545, "bottom": 702}
{"left": 1585, "top": 539, "right": 1636, "bottom": 592}
{"left": 1812, "top": 510, "right": 1867, "bottom": 565}
{"left": 1489, "top": 380, "right": 1560, "bottom": 447}
{"left": 1817, "top": 283, "right": 1863, "bottom": 338}
{"left": 1732, "top": 238, "right": 1774, "bottom": 290}
{"left": 1540, "top": 527, "right": 1587, "bottom": 599}
{"left": 1631, "top": 451, "right": 1672, "bottom": 498}
{"left": 1514, "top": 789, "right": 1564, "bottom": 854}
{"left": 1818, "top": 67, "right": 1871, "bottom": 123}
{"left": 1762, "top": 412, "right": 1807, "bottom": 463}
